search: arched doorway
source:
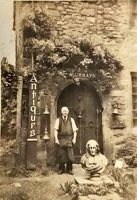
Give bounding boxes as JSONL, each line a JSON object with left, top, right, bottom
{"left": 57, "top": 82, "right": 103, "bottom": 163}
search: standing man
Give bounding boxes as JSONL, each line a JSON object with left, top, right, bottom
{"left": 54, "top": 107, "right": 78, "bottom": 175}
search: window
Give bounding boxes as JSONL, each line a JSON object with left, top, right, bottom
{"left": 131, "top": 0, "right": 137, "bottom": 29}
{"left": 131, "top": 72, "right": 137, "bottom": 127}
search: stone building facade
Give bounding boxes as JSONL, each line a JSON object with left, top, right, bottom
{"left": 14, "top": 0, "right": 137, "bottom": 168}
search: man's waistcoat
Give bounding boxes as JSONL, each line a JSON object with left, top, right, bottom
{"left": 58, "top": 117, "right": 73, "bottom": 137}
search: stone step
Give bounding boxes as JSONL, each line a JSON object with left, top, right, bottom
{"left": 79, "top": 192, "right": 123, "bottom": 200}
{"left": 75, "top": 176, "right": 103, "bottom": 186}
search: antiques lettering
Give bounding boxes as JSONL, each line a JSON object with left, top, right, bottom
{"left": 29, "top": 74, "right": 38, "bottom": 138}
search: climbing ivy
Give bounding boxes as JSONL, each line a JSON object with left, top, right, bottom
{"left": 1, "top": 4, "right": 124, "bottom": 138}
{"left": 23, "top": 7, "right": 123, "bottom": 94}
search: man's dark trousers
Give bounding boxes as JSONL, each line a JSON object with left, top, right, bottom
{"left": 59, "top": 161, "right": 72, "bottom": 172}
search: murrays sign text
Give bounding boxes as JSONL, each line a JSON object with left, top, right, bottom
{"left": 69, "top": 72, "right": 93, "bottom": 79}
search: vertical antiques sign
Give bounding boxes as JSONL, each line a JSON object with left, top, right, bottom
{"left": 26, "top": 74, "right": 38, "bottom": 169}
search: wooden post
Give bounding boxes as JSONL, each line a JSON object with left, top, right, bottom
{"left": 16, "top": 75, "right": 23, "bottom": 155}
{"left": 0, "top": 59, "right": 2, "bottom": 141}
{"left": 25, "top": 74, "right": 38, "bottom": 169}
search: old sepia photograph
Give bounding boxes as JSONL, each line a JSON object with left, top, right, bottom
{"left": 0, "top": 0, "right": 137, "bottom": 199}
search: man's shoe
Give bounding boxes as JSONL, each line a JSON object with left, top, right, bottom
{"left": 67, "top": 170, "right": 74, "bottom": 175}
{"left": 58, "top": 170, "right": 65, "bottom": 174}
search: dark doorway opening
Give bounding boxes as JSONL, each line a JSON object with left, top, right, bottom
{"left": 57, "top": 82, "right": 103, "bottom": 163}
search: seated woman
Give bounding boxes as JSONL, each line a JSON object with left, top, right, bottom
{"left": 81, "top": 140, "right": 108, "bottom": 179}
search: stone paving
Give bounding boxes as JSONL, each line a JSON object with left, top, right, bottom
{"left": 79, "top": 193, "right": 123, "bottom": 200}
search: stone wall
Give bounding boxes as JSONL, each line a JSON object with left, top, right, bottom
{"left": 14, "top": 0, "right": 137, "bottom": 164}
{"left": 15, "top": 1, "right": 130, "bottom": 41}
{"left": 45, "top": 0, "right": 130, "bottom": 41}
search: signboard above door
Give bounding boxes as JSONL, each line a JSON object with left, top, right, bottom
{"left": 69, "top": 72, "right": 93, "bottom": 79}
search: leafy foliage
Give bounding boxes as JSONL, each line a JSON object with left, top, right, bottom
{"left": 108, "top": 167, "right": 136, "bottom": 200}
{"left": 61, "top": 181, "right": 111, "bottom": 199}
{"left": 115, "top": 136, "right": 137, "bottom": 167}
{"left": 23, "top": 7, "right": 52, "bottom": 58}
{"left": 60, "top": 181, "right": 74, "bottom": 194}
{"left": 1, "top": 57, "right": 18, "bottom": 138}
{"left": 23, "top": 8, "right": 123, "bottom": 94}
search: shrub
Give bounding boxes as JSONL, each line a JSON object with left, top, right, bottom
{"left": 108, "top": 167, "right": 136, "bottom": 200}
{"left": 115, "top": 136, "right": 137, "bottom": 166}
{"left": 1, "top": 57, "right": 18, "bottom": 138}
